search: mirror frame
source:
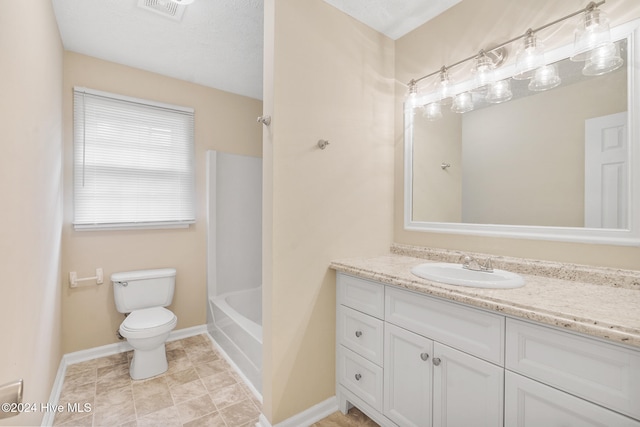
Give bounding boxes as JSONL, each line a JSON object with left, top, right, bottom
{"left": 404, "top": 19, "right": 640, "bottom": 246}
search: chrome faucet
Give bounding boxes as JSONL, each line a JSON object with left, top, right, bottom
{"left": 460, "top": 254, "right": 493, "bottom": 273}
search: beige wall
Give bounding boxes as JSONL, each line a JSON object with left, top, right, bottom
{"left": 412, "top": 108, "right": 462, "bottom": 222}
{"left": 462, "top": 69, "right": 626, "bottom": 227}
{"left": 395, "top": 0, "right": 640, "bottom": 270}
{"left": 0, "top": 1, "right": 63, "bottom": 425}
{"left": 263, "top": 0, "right": 395, "bottom": 423}
{"left": 61, "top": 53, "right": 263, "bottom": 353}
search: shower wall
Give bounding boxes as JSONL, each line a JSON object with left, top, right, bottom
{"left": 206, "top": 151, "right": 262, "bottom": 301}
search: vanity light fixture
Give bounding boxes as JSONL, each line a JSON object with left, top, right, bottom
{"left": 451, "top": 92, "right": 474, "bottom": 113}
{"left": 423, "top": 102, "right": 443, "bottom": 121}
{"left": 528, "top": 63, "right": 562, "bottom": 91}
{"left": 513, "top": 30, "right": 546, "bottom": 80}
{"left": 571, "top": 5, "right": 612, "bottom": 62}
{"left": 404, "top": 1, "right": 618, "bottom": 113}
{"left": 472, "top": 50, "right": 497, "bottom": 87}
{"left": 486, "top": 79, "right": 513, "bottom": 103}
{"left": 582, "top": 41, "right": 623, "bottom": 75}
{"left": 405, "top": 80, "right": 419, "bottom": 110}
{"left": 436, "top": 67, "right": 455, "bottom": 102}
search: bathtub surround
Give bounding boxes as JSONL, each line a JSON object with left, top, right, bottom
{"left": 206, "top": 150, "right": 263, "bottom": 393}
{"left": 209, "top": 288, "right": 263, "bottom": 393}
{"left": 207, "top": 151, "right": 262, "bottom": 300}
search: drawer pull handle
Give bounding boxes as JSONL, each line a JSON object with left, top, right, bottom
{"left": 433, "top": 357, "right": 441, "bottom": 366}
{"left": 355, "top": 373, "right": 362, "bottom": 381}
{"left": 420, "top": 352, "right": 429, "bottom": 361}
{"left": 355, "top": 330, "right": 363, "bottom": 338}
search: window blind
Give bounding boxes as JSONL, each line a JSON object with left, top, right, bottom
{"left": 73, "top": 87, "right": 195, "bottom": 230}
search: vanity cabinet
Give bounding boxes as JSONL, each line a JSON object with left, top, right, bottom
{"left": 337, "top": 273, "right": 504, "bottom": 427}
{"left": 335, "top": 272, "right": 640, "bottom": 427}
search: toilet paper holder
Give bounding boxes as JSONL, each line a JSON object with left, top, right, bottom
{"left": 69, "top": 268, "right": 104, "bottom": 288}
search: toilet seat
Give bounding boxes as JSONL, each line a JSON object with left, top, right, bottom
{"left": 119, "top": 307, "right": 177, "bottom": 339}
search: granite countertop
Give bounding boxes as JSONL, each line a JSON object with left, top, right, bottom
{"left": 330, "top": 249, "right": 640, "bottom": 349}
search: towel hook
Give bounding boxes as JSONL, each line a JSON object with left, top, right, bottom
{"left": 317, "top": 139, "right": 330, "bottom": 150}
{"left": 257, "top": 115, "right": 271, "bottom": 126}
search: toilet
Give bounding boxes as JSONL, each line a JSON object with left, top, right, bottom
{"left": 111, "top": 268, "right": 178, "bottom": 380}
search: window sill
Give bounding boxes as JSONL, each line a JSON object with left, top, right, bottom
{"left": 73, "top": 221, "right": 195, "bottom": 231}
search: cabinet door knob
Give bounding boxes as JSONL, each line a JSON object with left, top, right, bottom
{"left": 355, "top": 330, "right": 363, "bottom": 338}
{"left": 355, "top": 373, "right": 362, "bottom": 381}
{"left": 420, "top": 352, "right": 429, "bottom": 361}
{"left": 433, "top": 357, "right": 441, "bottom": 366}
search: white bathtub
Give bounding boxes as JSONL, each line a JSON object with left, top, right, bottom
{"left": 210, "top": 287, "right": 262, "bottom": 374}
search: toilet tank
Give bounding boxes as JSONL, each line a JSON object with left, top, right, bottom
{"left": 111, "top": 268, "right": 176, "bottom": 313}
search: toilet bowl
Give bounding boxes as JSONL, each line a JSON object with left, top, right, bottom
{"left": 111, "top": 268, "right": 178, "bottom": 380}
{"left": 119, "top": 307, "right": 177, "bottom": 380}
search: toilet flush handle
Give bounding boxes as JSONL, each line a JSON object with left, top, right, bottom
{"left": 115, "top": 281, "right": 128, "bottom": 287}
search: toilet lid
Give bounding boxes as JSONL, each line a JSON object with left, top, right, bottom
{"left": 121, "top": 307, "right": 175, "bottom": 331}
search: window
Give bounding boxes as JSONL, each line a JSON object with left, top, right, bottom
{"left": 73, "top": 87, "right": 195, "bottom": 230}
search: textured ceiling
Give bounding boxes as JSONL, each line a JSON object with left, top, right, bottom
{"left": 52, "top": 0, "right": 461, "bottom": 100}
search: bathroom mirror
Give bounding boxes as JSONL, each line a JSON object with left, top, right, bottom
{"left": 404, "top": 20, "right": 640, "bottom": 245}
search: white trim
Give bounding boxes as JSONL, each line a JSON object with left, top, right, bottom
{"left": 74, "top": 221, "right": 193, "bottom": 232}
{"left": 42, "top": 325, "right": 208, "bottom": 426}
{"left": 166, "top": 324, "right": 209, "bottom": 343}
{"left": 41, "top": 359, "right": 68, "bottom": 427}
{"left": 61, "top": 324, "right": 207, "bottom": 366}
{"left": 256, "top": 397, "right": 338, "bottom": 427}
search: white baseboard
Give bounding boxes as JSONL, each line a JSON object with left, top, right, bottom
{"left": 256, "top": 397, "right": 338, "bottom": 427}
{"left": 41, "top": 357, "right": 68, "bottom": 427}
{"left": 42, "top": 324, "right": 208, "bottom": 426}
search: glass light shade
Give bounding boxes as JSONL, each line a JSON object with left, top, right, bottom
{"left": 582, "top": 42, "right": 623, "bottom": 76}
{"left": 571, "top": 8, "right": 611, "bottom": 62}
{"left": 472, "top": 53, "right": 495, "bottom": 88}
{"left": 423, "top": 102, "right": 442, "bottom": 121}
{"left": 436, "top": 68, "right": 454, "bottom": 101}
{"left": 514, "top": 32, "right": 545, "bottom": 80}
{"left": 528, "top": 64, "right": 561, "bottom": 91}
{"left": 486, "top": 79, "right": 513, "bottom": 104}
{"left": 404, "top": 82, "right": 419, "bottom": 110}
{"left": 451, "top": 92, "right": 474, "bottom": 113}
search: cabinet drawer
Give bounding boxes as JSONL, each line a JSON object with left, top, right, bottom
{"left": 506, "top": 318, "right": 640, "bottom": 421}
{"left": 505, "top": 371, "right": 640, "bottom": 426}
{"left": 338, "top": 347, "right": 384, "bottom": 411}
{"left": 385, "top": 286, "right": 505, "bottom": 365}
{"left": 337, "top": 273, "right": 385, "bottom": 319}
{"left": 338, "top": 305, "right": 384, "bottom": 365}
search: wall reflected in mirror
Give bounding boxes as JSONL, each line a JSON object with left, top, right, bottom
{"left": 411, "top": 38, "right": 628, "bottom": 229}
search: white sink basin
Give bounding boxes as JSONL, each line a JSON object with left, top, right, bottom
{"left": 410, "top": 262, "right": 525, "bottom": 289}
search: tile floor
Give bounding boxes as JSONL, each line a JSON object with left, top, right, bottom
{"left": 53, "top": 334, "right": 378, "bottom": 427}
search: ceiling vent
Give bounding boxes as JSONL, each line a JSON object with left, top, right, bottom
{"left": 137, "top": 0, "right": 187, "bottom": 21}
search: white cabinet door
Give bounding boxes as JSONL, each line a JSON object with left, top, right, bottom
{"left": 432, "top": 343, "right": 504, "bottom": 427}
{"left": 505, "top": 371, "right": 640, "bottom": 427}
{"left": 384, "top": 323, "right": 433, "bottom": 427}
